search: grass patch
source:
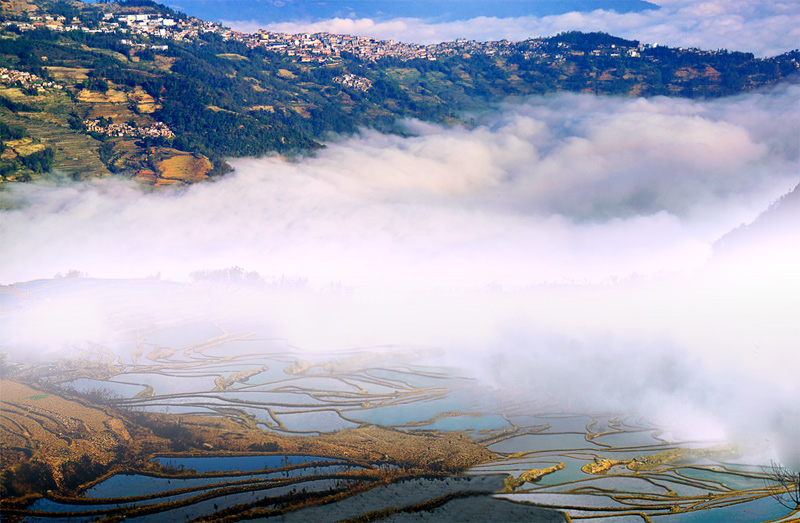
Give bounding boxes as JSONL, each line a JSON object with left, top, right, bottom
{"left": 25, "top": 394, "right": 48, "bottom": 400}
{"left": 217, "top": 53, "right": 249, "bottom": 62}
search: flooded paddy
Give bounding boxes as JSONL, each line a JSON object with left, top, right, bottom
{"left": 152, "top": 454, "right": 341, "bottom": 473}
{"left": 2, "top": 321, "right": 796, "bottom": 523}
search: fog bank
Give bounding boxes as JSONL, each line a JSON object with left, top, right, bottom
{"left": 1, "top": 86, "right": 798, "bottom": 466}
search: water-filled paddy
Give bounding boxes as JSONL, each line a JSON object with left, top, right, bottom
{"left": 501, "top": 491, "right": 631, "bottom": 510}
{"left": 422, "top": 413, "right": 510, "bottom": 433}
{"left": 348, "top": 397, "right": 456, "bottom": 426}
{"left": 29, "top": 490, "right": 200, "bottom": 512}
{"left": 62, "top": 378, "right": 146, "bottom": 398}
{"left": 235, "top": 365, "right": 295, "bottom": 384}
{"left": 510, "top": 415, "right": 594, "bottom": 433}
{"left": 135, "top": 404, "right": 216, "bottom": 414}
{"left": 649, "top": 495, "right": 793, "bottom": 522}
{"left": 474, "top": 455, "right": 591, "bottom": 485}
{"left": 365, "top": 368, "right": 456, "bottom": 389}
{"left": 277, "top": 409, "right": 360, "bottom": 433}
{"left": 258, "top": 476, "right": 525, "bottom": 523}
{"left": 88, "top": 473, "right": 255, "bottom": 498}
{"left": 590, "top": 429, "right": 663, "bottom": 448}
{"left": 114, "top": 372, "right": 219, "bottom": 394}
{"left": 203, "top": 390, "right": 331, "bottom": 406}
{"left": 136, "top": 323, "right": 226, "bottom": 348}
{"left": 9, "top": 323, "right": 792, "bottom": 523}
{"left": 675, "top": 466, "right": 774, "bottom": 490}
{"left": 152, "top": 454, "right": 340, "bottom": 473}
{"left": 79, "top": 466, "right": 363, "bottom": 500}
{"left": 121, "top": 478, "right": 351, "bottom": 523}
{"left": 489, "top": 432, "right": 597, "bottom": 454}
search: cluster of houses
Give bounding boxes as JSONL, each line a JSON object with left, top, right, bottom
{"left": 1, "top": 10, "right": 195, "bottom": 44}
{"left": 235, "top": 31, "right": 438, "bottom": 62}
{"left": 227, "top": 31, "right": 543, "bottom": 63}
{"left": 0, "top": 8, "right": 648, "bottom": 64}
{"left": 100, "top": 12, "right": 203, "bottom": 41}
{"left": 3, "top": 4, "right": 793, "bottom": 70}
{"left": 332, "top": 73, "right": 373, "bottom": 92}
{"left": 83, "top": 119, "right": 174, "bottom": 139}
{"left": 223, "top": 31, "right": 649, "bottom": 63}
{"left": 0, "top": 67, "right": 63, "bottom": 91}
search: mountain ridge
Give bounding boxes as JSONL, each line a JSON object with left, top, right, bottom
{"left": 1, "top": 0, "right": 798, "bottom": 186}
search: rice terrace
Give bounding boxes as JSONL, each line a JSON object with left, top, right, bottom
{"left": 1, "top": 278, "right": 797, "bottom": 522}
{"left": 1, "top": 0, "right": 799, "bottom": 521}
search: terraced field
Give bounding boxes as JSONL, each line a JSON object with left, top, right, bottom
{"left": 1, "top": 109, "right": 110, "bottom": 180}
{"left": 0, "top": 279, "right": 798, "bottom": 522}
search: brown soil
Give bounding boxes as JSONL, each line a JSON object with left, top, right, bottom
{"left": 127, "top": 87, "right": 158, "bottom": 114}
{"left": 0, "top": 380, "right": 155, "bottom": 492}
{"left": 0, "top": 0, "right": 38, "bottom": 16}
{"left": 43, "top": 67, "right": 92, "bottom": 81}
{"left": 154, "top": 152, "right": 213, "bottom": 184}
{"left": 0, "top": 378, "right": 496, "bottom": 503}
{"left": 77, "top": 89, "right": 129, "bottom": 104}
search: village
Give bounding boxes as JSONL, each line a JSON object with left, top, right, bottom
{"left": 0, "top": 6, "right": 699, "bottom": 64}
{"left": 332, "top": 73, "right": 373, "bottom": 92}
{"left": 82, "top": 118, "right": 175, "bottom": 139}
{"left": 0, "top": 66, "right": 63, "bottom": 91}
{"left": 2, "top": 0, "right": 797, "bottom": 187}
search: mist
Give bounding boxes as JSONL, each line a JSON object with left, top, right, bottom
{"left": 2, "top": 86, "right": 799, "bottom": 467}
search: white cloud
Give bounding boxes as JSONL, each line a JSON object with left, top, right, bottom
{"left": 2, "top": 86, "right": 798, "bottom": 459}
{"left": 225, "top": 0, "right": 800, "bottom": 56}
{"left": 1, "top": 86, "right": 797, "bottom": 288}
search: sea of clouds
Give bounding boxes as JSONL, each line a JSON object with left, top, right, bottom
{"left": 2, "top": 84, "right": 798, "bottom": 466}
{"left": 2, "top": 85, "right": 797, "bottom": 287}
{"left": 228, "top": 0, "right": 800, "bottom": 56}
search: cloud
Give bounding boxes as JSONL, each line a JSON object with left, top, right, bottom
{"left": 1, "top": 86, "right": 797, "bottom": 288}
{"left": 225, "top": 0, "right": 800, "bottom": 56}
{"left": 1, "top": 86, "right": 798, "bottom": 462}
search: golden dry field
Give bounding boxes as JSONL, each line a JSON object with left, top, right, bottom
{"left": 155, "top": 151, "right": 213, "bottom": 184}
{"left": 217, "top": 53, "right": 249, "bottom": 62}
{"left": 127, "top": 87, "right": 159, "bottom": 114}
{"left": 0, "top": 380, "right": 133, "bottom": 490}
{"left": 76, "top": 88, "right": 129, "bottom": 104}
{"left": 0, "top": 0, "right": 37, "bottom": 15}
{"left": 43, "top": 67, "right": 91, "bottom": 82}
{"left": 153, "top": 55, "right": 177, "bottom": 71}
{"left": 0, "top": 137, "right": 45, "bottom": 159}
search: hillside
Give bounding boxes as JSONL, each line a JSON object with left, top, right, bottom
{"left": 713, "top": 183, "right": 800, "bottom": 261}
{"left": 1, "top": 0, "right": 798, "bottom": 185}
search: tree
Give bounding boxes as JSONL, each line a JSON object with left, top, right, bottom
{"left": 0, "top": 352, "right": 18, "bottom": 377}
{"left": 766, "top": 461, "right": 800, "bottom": 509}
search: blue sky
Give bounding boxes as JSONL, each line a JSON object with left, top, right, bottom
{"left": 163, "top": 0, "right": 656, "bottom": 24}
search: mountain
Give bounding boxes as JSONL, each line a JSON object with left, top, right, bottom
{"left": 713, "top": 183, "right": 800, "bottom": 263}
{"left": 1, "top": 0, "right": 798, "bottom": 186}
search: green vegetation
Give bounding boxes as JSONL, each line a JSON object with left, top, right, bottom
{"left": 0, "top": 1, "right": 798, "bottom": 184}
{"left": 0, "top": 119, "right": 54, "bottom": 181}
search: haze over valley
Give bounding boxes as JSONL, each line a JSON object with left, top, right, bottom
{"left": 1, "top": 0, "right": 798, "bottom": 521}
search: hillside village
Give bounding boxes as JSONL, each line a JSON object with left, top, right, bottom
{"left": 2, "top": 0, "right": 793, "bottom": 66}
{"left": 0, "top": 0, "right": 798, "bottom": 187}
{"left": 0, "top": 66, "right": 63, "bottom": 91}
{"left": 83, "top": 118, "right": 174, "bottom": 139}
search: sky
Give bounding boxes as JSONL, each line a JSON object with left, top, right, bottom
{"left": 162, "top": 0, "right": 800, "bottom": 57}
{"left": 4, "top": 0, "right": 800, "bottom": 468}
